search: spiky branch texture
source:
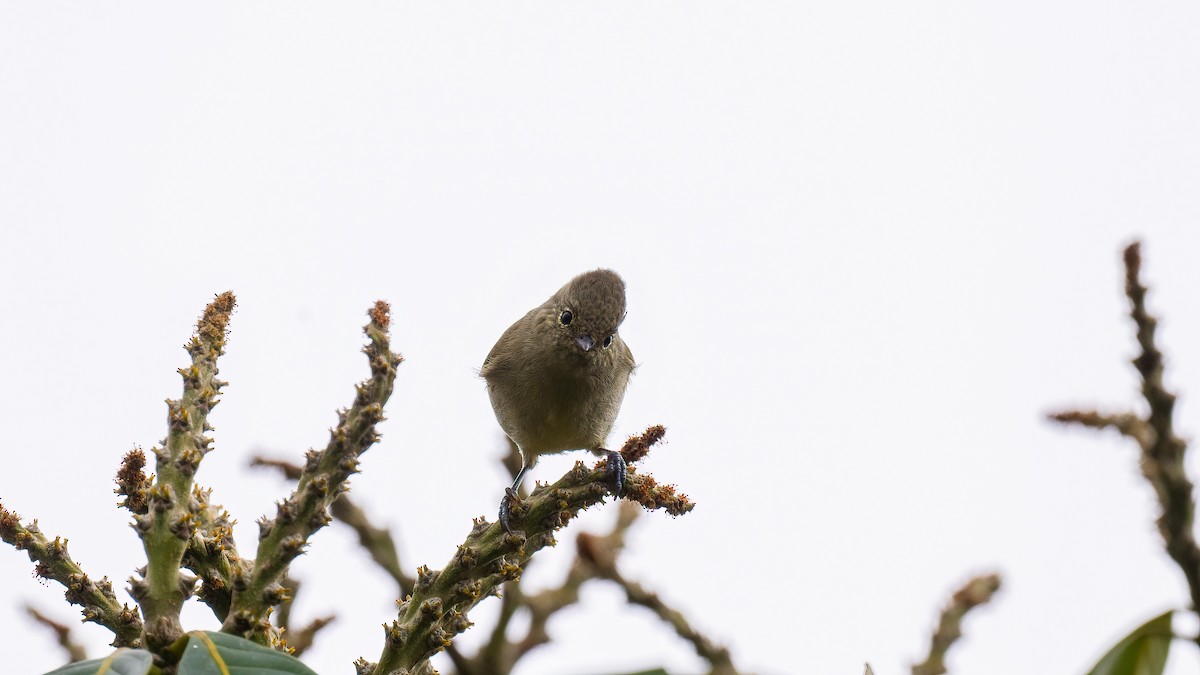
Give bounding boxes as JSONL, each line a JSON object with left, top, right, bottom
{"left": 182, "top": 484, "right": 247, "bottom": 622}
{"left": 1050, "top": 241, "right": 1200, "bottom": 641}
{"left": 463, "top": 501, "right": 641, "bottom": 675}
{"left": 911, "top": 574, "right": 1002, "bottom": 675}
{"left": 221, "top": 301, "right": 402, "bottom": 644}
{"left": 0, "top": 503, "right": 143, "bottom": 647}
{"left": 255, "top": 454, "right": 705, "bottom": 675}
{"left": 5, "top": 293, "right": 705, "bottom": 674}
{"left": 367, "top": 426, "right": 694, "bottom": 674}
{"left": 127, "top": 291, "right": 235, "bottom": 651}
{"left": 250, "top": 456, "right": 416, "bottom": 595}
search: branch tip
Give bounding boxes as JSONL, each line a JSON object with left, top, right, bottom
{"left": 912, "top": 573, "right": 1002, "bottom": 675}
{"left": 115, "top": 447, "right": 152, "bottom": 514}
{"left": 196, "top": 291, "right": 237, "bottom": 353}
{"left": 620, "top": 424, "right": 667, "bottom": 464}
{"left": 369, "top": 300, "right": 391, "bottom": 332}
{"left": 1123, "top": 240, "right": 1142, "bottom": 290}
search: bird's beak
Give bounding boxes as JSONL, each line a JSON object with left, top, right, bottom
{"left": 575, "top": 335, "right": 594, "bottom": 352}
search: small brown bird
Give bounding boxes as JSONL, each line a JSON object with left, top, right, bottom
{"left": 482, "top": 269, "right": 636, "bottom": 531}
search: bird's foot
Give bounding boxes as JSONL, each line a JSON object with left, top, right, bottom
{"left": 603, "top": 449, "right": 626, "bottom": 498}
{"left": 499, "top": 487, "right": 520, "bottom": 533}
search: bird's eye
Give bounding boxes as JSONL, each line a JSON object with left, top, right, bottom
{"left": 602, "top": 334, "right": 614, "bottom": 349}
{"left": 559, "top": 310, "right": 573, "bottom": 326}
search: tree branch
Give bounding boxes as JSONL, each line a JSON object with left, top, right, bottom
{"left": 1051, "top": 241, "right": 1200, "bottom": 642}
{"left": 222, "top": 301, "right": 402, "bottom": 645}
{"left": 251, "top": 456, "right": 417, "bottom": 597}
{"left": 26, "top": 605, "right": 89, "bottom": 663}
{"left": 289, "top": 615, "right": 337, "bottom": 657}
{"left": 366, "top": 426, "right": 694, "bottom": 674}
{"left": 182, "top": 484, "right": 248, "bottom": 622}
{"left": 0, "top": 503, "right": 142, "bottom": 647}
{"left": 129, "top": 291, "right": 235, "bottom": 651}
{"left": 576, "top": 505, "right": 737, "bottom": 675}
{"left": 911, "top": 573, "right": 1002, "bottom": 675}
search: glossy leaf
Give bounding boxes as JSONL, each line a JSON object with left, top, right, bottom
{"left": 1086, "top": 610, "right": 1173, "bottom": 675}
{"left": 177, "top": 631, "right": 318, "bottom": 675}
{"left": 44, "top": 648, "right": 156, "bottom": 675}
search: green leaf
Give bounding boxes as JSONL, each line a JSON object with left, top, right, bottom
{"left": 177, "top": 631, "right": 318, "bottom": 675}
{"left": 44, "top": 648, "right": 156, "bottom": 675}
{"left": 1086, "top": 610, "right": 1174, "bottom": 675}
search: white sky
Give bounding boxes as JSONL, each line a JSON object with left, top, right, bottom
{"left": 2, "top": 3, "right": 1200, "bottom": 674}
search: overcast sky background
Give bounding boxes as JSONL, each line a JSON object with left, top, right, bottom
{"left": 3, "top": 3, "right": 1200, "bottom": 674}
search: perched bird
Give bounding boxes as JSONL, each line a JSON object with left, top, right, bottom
{"left": 482, "top": 269, "right": 636, "bottom": 532}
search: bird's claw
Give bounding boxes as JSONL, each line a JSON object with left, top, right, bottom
{"left": 604, "top": 449, "right": 626, "bottom": 498}
{"left": 499, "top": 487, "right": 519, "bottom": 533}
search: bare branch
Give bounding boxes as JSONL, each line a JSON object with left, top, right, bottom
{"left": 577, "top": 507, "right": 737, "bottom": 675}
{"left": 1052, "top": 241, "right": 1200, "bottom": 638}
{"left": 26, "top": 605, "right": 89, "bottom": 663}
{"left": 1047, "top": 410, "right": 1152, "bottom": 447}
{"left": 911, "top": 573, "right": 1002, "bottom": 675}
{"left": 288, "top": 614, "right": 337, "bottom": 657}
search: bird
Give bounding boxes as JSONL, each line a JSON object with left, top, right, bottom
{"left": 481, "top": 269, "right": 636, "bottom": 532}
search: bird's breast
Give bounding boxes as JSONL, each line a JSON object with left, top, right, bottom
{"left": 487, "top": 349, "right": 627, "bottom": 456}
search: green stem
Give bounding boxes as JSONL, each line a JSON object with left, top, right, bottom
{"left": 221, "top": 302, "right": 401, "bottom": 645}
{"left": 135, "top": 292, "right": 235, "bottom": 652}
{"left": 0, "top": 504, "right": 143, "bottom": 647}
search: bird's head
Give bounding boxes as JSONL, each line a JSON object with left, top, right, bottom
{"left": 549, "top": 269, "right": 628, "bottom": 359}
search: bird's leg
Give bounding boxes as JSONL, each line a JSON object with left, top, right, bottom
{"left": 599, "top": 448, "right": 626, "bottom": 497}
{"left": 499, "top": 463, "right": 529, "bottom": 533}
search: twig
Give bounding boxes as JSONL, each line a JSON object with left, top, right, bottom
{"left": 270, "top": 574, "right": 336, "bottom": 657}
{"left": 1045, "top": 410, "right": 1152, "bottom": 448}
{"left": 366, "top": 426, "right": 694, "bottom": 674}
{"left": 576, "top": 507, "right": 737, "bottom": 675}
{"left": 115, "top": 448, "right": 152, "bottom": 515}
{"left": 911, "top": 573, "right": 1002, "bottom": 675}
{"left": 466, "top": 439, "right": 587, "bottom": 673}
{"left": 251, "top": 455, "right": 416, "bottom": 660}
{"left": 288, "top": 614, "right": 337, "bottom": 657}
{"left": 0, "top": 503, "right": 142, "bottom": 647}
{"left": 464, "top": 502, "right": 643, "bottom": 675}
{"left": 222, "top": 301, "right": 401, "bottom": 645}
{"left": 1050, "top": 241, "right": 1200, "bottom": 643}
{"left": 250, "top": 456, "right": 417, "bottom": 596}
{"left": 275, "top": 574, "right": 303, "bottom": 635}
{"left": 129, "top": 291, "right": 235, "bottom": 651}
{"left": 26, "top": 605, "right": 89, "bottom": 663}
{"left": 182, "top": 484, "right": 248, "bottom": 622}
